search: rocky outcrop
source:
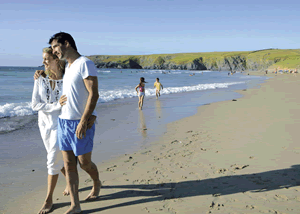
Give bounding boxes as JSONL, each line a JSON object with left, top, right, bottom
{"left": 95, "top": 59, "right": 142, "bottom": 69}
{"left": 95, "top": 57, "right": 207, "bottom": 70}
{"left": 91, "top": 51, "right": 286, "bottom": 71}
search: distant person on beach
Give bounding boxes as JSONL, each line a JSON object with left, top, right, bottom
{"left": 32, "top": 47, "right": 68, "bottom": 214}
{"left": 49, "top": 32, "right": 101, "bottom": 214}
{"left": 154, "top": 78, "right": 163, "bottom": 99}
{"left": 135, "top": 77, "right": 147, "bottom": 110}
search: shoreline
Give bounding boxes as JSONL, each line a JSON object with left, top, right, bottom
{"left": 3, "top": 71, "right": 300, "bottom": 213}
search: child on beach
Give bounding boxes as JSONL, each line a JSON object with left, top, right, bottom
{"left": 135, "top": 77, "right": 147, "bottom": 110}
{"left": 154, "top": 78, "right": 163, "bottom": 99}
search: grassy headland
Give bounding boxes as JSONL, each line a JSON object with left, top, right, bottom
{"left": 88, "top": 48, "right": 300, "bottom": 71}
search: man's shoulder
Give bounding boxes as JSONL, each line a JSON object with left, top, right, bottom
{"left": 78, "top": 56, "right": 94, "bottom": 64}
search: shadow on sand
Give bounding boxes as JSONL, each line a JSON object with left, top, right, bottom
{"left": 53, "top": 164, "right": 300, "bottom": 213}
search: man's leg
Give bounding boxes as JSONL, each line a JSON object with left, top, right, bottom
{"left": 61, "top": 167, "right": 70, "bottom": 196}
{"left": 78, "top": 152, "right": 101, "bottom": 201}
{"left": 38, "top": 174, "right": 58, "bottom": 214}
{"left": 61, "top": 151, "right": 81, "bottom": 214}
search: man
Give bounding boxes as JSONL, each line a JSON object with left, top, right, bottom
{"left": 50, "top": 32, "right": 101, "bottom": 214}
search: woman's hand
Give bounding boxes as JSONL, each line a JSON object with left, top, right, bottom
{"left": 59, "top": 95, "right": 67, "bottom": 106}
{"left": 33, "top": 70, "right": 46, "bottom": 80}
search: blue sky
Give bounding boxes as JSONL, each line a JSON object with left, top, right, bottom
{"left": 1, "top": 0, "right": 300, "bottom": 66}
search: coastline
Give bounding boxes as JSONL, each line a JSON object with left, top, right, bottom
{"left": 3, "top": 71, "right": 300, "bottom": 213}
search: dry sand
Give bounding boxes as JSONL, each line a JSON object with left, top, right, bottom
{"left": 3, "top": 71, "right": 300, "bottom": 214}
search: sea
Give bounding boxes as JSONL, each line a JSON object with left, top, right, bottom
{"left": 0, "top": 66, "right": 267, "bottom": 134}
{"left": 1, "top": 66, "right": 269, "bottom": 207}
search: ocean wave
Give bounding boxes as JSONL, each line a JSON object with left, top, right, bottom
{"left": 98, "top": 81, "right": 245, "bottom": 102}
{"left": 0, "top": 81, "right": 245, "bottom": 118}
{"left": 97, "top": 70, "right": 111, "bottom": 73}
{"left": 0, "top": 102, "right": 35, "bottom": 118}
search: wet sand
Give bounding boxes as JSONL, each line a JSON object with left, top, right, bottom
{"left": 2, "top": 71, "right": 300, "bottom": 213}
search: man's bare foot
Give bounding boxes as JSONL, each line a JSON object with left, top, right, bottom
{"left": 64, "top": 205, "right": 81, "bottom": 214}
{"left": 63, "top": 186, "right": 70, "bottom": 196}
{"left": 85, "top": 180, "right": 101, "bottom": 201}
{"left": 38, "top": 201, "right": 53, "bottom": 214}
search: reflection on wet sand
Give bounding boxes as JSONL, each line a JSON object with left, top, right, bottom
{"left": 138, "top": 110, "right": 147, "bottom": 138}
{"left": 155, "top": 100, "right": 162, "bottom": 119}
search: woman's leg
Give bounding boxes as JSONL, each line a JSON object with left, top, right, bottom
{"left": 39, "top": 128, "right": 65, "bottom": 213}
{"left": 140, "top": 95, "right": 144, "bottom": 110}
{"left": 38, "top": 174, "right": 58, "bottom": 214}
{"left": 138, "top": 96, "right": 142, "bottom": 109}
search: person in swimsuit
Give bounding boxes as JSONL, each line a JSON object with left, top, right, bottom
{"left": 153, "top": 77, "right": 163, "bottom": 99}
{"left": 135, "top": 77, "right": 147, "bottom": 110}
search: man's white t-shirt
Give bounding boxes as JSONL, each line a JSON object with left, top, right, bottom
{"left": 59, "top": 56, "right": 98, "bottom": 120}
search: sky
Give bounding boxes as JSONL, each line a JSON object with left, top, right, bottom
{"left": 1, "top": 0, "right": 300, "bottom": 66}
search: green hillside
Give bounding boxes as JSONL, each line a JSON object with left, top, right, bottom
{"left": 88, "top": 49, "right": 300, "bottom": 71}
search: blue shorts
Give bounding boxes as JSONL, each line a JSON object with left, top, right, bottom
{"left": 58, "top": 118, "right": 95, "bottom": 156}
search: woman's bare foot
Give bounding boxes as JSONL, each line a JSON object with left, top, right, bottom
{"left": 64, "top": 205, "right": 81, "bottom": 214}
{"left": 38, "top": 201, "right": 53, "bottom": 214}
{"left": 63, "top": 186, "right": 70, "bottom": 196}
{"left": 85, "top": 180, "right": 101, "bottom": 201}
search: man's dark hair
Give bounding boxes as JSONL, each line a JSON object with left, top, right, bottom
{"left": 48, "top": 32, "right": 78, "bottom": 51}
{"left": 156, "top": 78, "right": 159, "bottom": 81}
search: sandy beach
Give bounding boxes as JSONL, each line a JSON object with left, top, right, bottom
{"left": 2, "top": 71, "right": 300, "bottom": 214}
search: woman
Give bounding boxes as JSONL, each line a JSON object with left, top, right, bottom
{"left": 32, "top": 47, "right": 68, "bottom": 214}
{"left": 135, "top": 77, "right": 147, "bottom": 110}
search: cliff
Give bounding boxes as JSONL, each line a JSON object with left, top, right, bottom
{"left": 88, "top": 49, "right": 300, "bottom": 71}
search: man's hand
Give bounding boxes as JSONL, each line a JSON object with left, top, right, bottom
{"left": 76, "top": 121, "right": 87, "bottom": 139}
{"left": 87, "top": 115, "right": 96, "bottom": 129}
{"left": 34, "top": 70, "right": 46, "bottom": 80}
{"left": 76, "top": 115, "right": 96, "bottom": 139}
{"left": 59, "top": 95, "right": 67, "bottom": 106}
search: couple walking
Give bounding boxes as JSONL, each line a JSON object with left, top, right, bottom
{"left": 32, "top": 32, "right": 100, "bottom": 214}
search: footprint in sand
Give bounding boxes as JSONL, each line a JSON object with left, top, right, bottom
{"left": 217, "top": 168, "right": 227, "bottom": 173}
{"left": 141, "top": 150, "right": 151, "bottom": 155}
{"left": 246, "top": 205, "right": 255, "bottom": 209}
{"left": 171, "top": 140, "right": 179, "bottom": 144}
{"left": 231, "top": 164, "right": 249, "bottom": 170}
{"left": 85, "top": 178, "right": 92, "bottom": 183}
{"left": 106, "top": 165, "right": 117, "bottom": 171}
{"left": 294, "top": 196, "right": 300, "bottom": 201}
{"left": 274, "top": 194, "right": 289, "bottom": 201}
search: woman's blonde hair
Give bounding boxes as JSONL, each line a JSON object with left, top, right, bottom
{"left": 42, "top": 47, "right": 66, "bottom": 76}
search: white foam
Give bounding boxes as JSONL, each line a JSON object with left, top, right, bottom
{"left": 97, "top": 70, "right": 111, "bottom": 73}
{"left": 0, "top": 102, "right": 35, "bottom": 118}
{"left": 0, "top": 81, "right": 245, "bottom": 118}
{"left": 98, "top": 81, "right": 245, "bottom": 103}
